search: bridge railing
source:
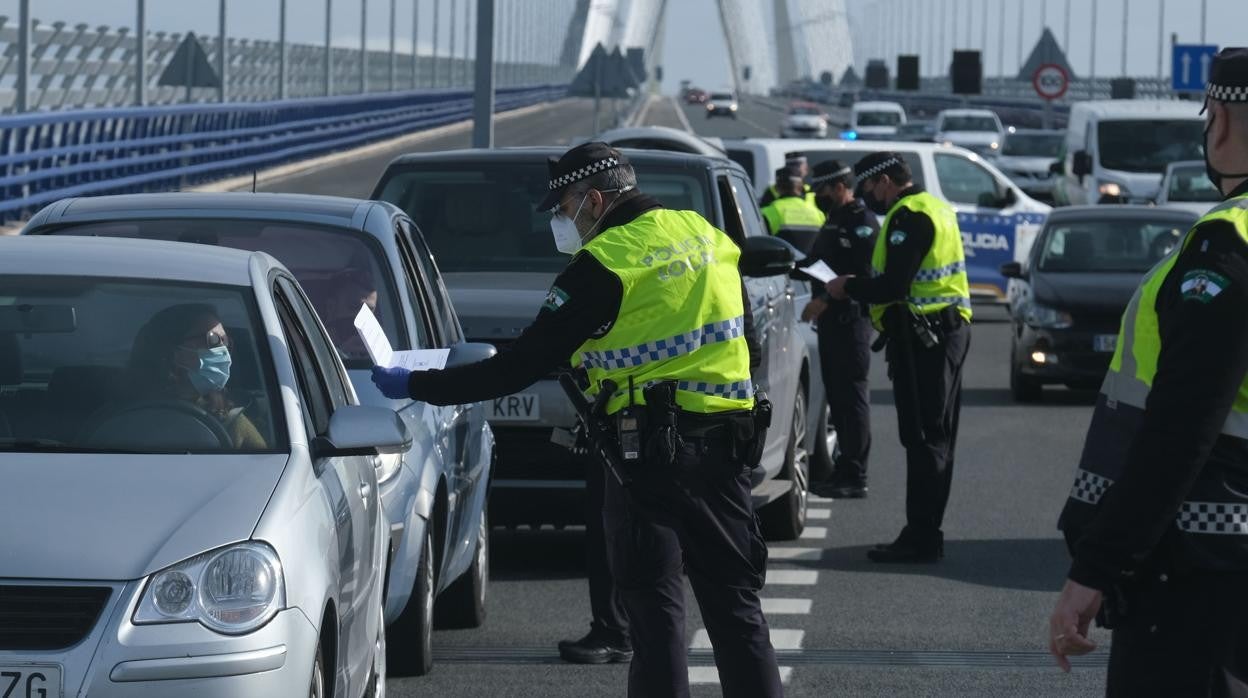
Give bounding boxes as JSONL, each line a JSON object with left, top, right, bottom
{"left": 0, "top": 83, "right": 566, "bottom": 223}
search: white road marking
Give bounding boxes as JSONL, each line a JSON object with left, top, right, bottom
{"left": 688, "top": 666, "right": 794, "bottom": 685}
{"left": 808, "top": 494, "right": 834, "bottom": 504}
{"left": 669, "top": 96, "right": 695, "bottom": 134}
{"left": 761, "top": 598, "right": 813, "bottom": 615}
{"left": 690, "top": 628, "right": 805, "bottom": 650}
{"left": 800, "top": 526, "right": 829, "bottom": 540}
{"left": 769, "top": 547, "right": 823, "bottom": 561}
{"left": 766, "top": 569, "right": 819, "bottom": 585}
{"left": 807, "top": 508, "right": 831, "bottom": 520}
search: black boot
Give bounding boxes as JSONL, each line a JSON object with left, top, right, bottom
{"left": 557, "top": 626, "right": 633, "bottom": 664}
{"left": 867, "top": 529, "right": 943, "bottom": 563}
{"left": 811, "top": 475, "right": 868, "bottom": 499}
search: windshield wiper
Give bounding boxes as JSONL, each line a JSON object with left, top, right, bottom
{"left": 0, "top": 438, "right": 134, "bottom": 454}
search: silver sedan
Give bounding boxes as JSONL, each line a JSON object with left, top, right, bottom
{"left": 0, "top": 236, "right": 407, "bottom": 697}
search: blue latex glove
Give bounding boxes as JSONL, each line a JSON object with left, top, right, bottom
{"left": 371, "top": 366, "right": 413, "bottom": 400}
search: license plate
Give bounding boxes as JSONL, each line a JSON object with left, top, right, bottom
{"left": 0, "top": 665, "right": 62, "bottom": 698}
{"left": 1094, "top": 334, "right": 1118, "bottom": 353}
{"left": 488, "top": 393, "right": 540, "bottom": 421}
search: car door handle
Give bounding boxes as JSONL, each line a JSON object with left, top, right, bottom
{"left": 358, "top": 481, "right": 371, "bottom": 504}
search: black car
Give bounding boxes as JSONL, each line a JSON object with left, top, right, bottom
{"left": 1000, "top": 205, "right": 1197, "bottom": 402}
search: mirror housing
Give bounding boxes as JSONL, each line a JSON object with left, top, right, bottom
{"left": 317, "top": 405, "right": 412, "bottom": 457}
{"left": 446, "top": 341, "right": 497, "bottom": 369}
{"left": 739, "top": 236, "right": 798, "bottom": 278}
{"left": 1072, "top": 150, "right": 1093, "bottom": 179}
{"left": 999, "top": 261, "right": 1024, "bottom": 279}
{"left": 1048, "top": 159, "right": 1064, "bottom": 175}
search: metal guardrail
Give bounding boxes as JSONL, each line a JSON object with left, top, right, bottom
{"left": 0, "top": 83, "right": 566, "bottom": 223}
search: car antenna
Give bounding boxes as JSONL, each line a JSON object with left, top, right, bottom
{"left": 251, "top": 171, "right": 258, "bottom": 193}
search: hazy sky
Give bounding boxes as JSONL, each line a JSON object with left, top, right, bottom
{"left": 5, "top": 0, "right": 1245, "bottom": 91}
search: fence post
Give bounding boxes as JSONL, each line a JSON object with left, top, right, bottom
{"left": 432, "top": 0, "right": 440, "bottom": 87}
{"left": 279, "top": 0, "right": 288, "bottom": 99}
{"left": 449, "top": 0, "right": 457, "bottom": 87}
{"left": 389, "top": 0, "right": 397, "bottom": 90}
{"left": 325, "top": 0, "right": 333, "bottom": 96}
{"left": 361, "top": 0, "right": 368, "bottom": 93}
{"left": 136, "top": 0, "right": 146, "bottom": 105}
{"left": 16, "top": 0, "right": 29, "bottom": 112}
{"left": 219, "top": 0, "right": 228, "bottom": 102}
{"left": 412, "top": 0, "right": 419, "bottom": 89}
{"left": 472, "top": 0, "right": 495, "bottom": 148}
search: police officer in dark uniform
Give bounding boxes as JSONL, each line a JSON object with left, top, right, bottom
{"left": 801, "top": 160, "right": 879, "bottom": 499}
{"left": 825, "top": 152, "right": 972, "bottom": 563}
{"left": 1049, "top": 49, "right": 1248, "bottom": 696}
{"left": 759, "top": 151, "right": 816, "bottom": 208}
{"left": 372, "top": 143, "right": 784, "bottom": 697}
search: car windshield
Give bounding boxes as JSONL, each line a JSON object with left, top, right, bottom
{"left": 710, "top": 93, "right": 734, "bottom": 101}
{"left": 1002, "top": 133, "right": 1063, "bottom": 157}
{"left": 1037, "top": 220, "right": 1189, "bottom": 272}
{"left": 1166, "top": 165, "right": 1221, "bottom": 202}
{"left": 0, "top": 277, "right": 284, "bottom": 454}
{"left": 376, "top": 163, "right": 713, "bottom": 274}
{"left": 790, "top": 106, "right": 822, "bottom": 116}
{"left": 857, "top": 111, "right": 901, "bottom": 126}
{"left": 42, "top": 220, "right": 405, "bottom": 368}
{"left": 941, "top": 115, "right": 998, "bottom": 132}
{"left": 1097, "top": 119, "right": 1205, "bottom": 173}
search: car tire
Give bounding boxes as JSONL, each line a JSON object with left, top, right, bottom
{"left": 309, "top": 641, "right": 325, "bottom": 698}
{"left": 387, "top": 526, "right": 435, "bottom": 677}
{"left": 809, "top": 398, "right": 836, "bottom": 483}
{"left": 1010, "top": 357, "right": 1043, "bottom": 403}
{"left": 760, "top": 388, "right": 809, "bottom": 541}
{"left": 435, "top": 508, "right": 489, "bottom": 629}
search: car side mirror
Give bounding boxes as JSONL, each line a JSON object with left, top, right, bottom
{"left": 739, "top": 236, "right": 797, "bottom": 278}
{"left": 999, "top": 261, "right": 1024, "bottom": 279}
{"left": 317, "top": 405, "right": 412, "bottom": 457}
{"left": 1072, "top": 150, "right": 1092, "bottom": 179}
{"left": 446, "top": 341, "right": 497, "bottom": 369}
{"left": 1048, "top": 160, "right": 1064, "bottom": 175}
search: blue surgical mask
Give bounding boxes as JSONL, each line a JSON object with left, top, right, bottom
{"left": 187, "top": 346, "right": 232, "bottom": 395}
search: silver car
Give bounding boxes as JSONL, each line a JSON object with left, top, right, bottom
{"left": 0, "top": 236, "right": 406, "bottom": 697}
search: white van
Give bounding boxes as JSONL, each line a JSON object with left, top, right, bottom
{"left": 724, "top": 138, "right": 1051, "bottom": 302}
{"left": 1053, "top": 100, "right": 1205, "bottom": 206}
{"left": 850, "top": 101, "right": 907, "bottom": 140}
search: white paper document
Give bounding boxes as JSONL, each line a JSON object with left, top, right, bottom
{"left": 354, "top": 304, "right": 449, "bottom": 371}
{"left": 800, "top": 260, "right": 838, "bottom": 284}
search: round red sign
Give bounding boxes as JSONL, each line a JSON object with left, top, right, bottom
{"left": 1033, "top": 63, "right": 1069, "bottom": 100}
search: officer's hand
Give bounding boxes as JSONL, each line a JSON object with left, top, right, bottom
{"left": 1047, "top": 579, "right": 1101, "bottom": 672}
{"left": 801, "top": 298, "right": 828, "bottom": 323}
{"left": 371, "top": 366, "right": 413, "bottom": 400}
{"left": 826, "top": 275, "right": 853, "bottom": 300}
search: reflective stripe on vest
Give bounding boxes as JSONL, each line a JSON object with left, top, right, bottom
{"left": 1070, "top": 468, "right": 1248, "bottom": 535}
{"left": 577, "top": 208, "right": 755, "bottom": 416}
{"left": 868, "top": 190, "right": 973, "bottom": 330}
{"left": 761, "top": 196, "right": 825, "bottom": 235}
{"left": 1101, "top": 193, "right": 1248, "bottom": 439}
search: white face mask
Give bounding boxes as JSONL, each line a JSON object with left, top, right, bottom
{"left": 550, "top": 192, "right": 589, "bottom": 255}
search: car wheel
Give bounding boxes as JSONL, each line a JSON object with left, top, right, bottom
{"left": 387, "top": 526, "right": 435, "bottom": 676}
{"left": 309, "top": 641, "right": 325, "bottom": 698}
{"left": 1010, "top": 350, "right": 1043, "bottom": 403}
{"left": 760, "top": 388, "right": 809, "bottom": 540}
{"left": 809, "top": 397, "right": 836, "bottom": 483}
{"left": 435, "top": 507, "right": 488, "bottom": 629}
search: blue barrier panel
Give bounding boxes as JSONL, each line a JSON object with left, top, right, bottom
{"left": 0, "top": 84, "right": 567, "bottom": 223}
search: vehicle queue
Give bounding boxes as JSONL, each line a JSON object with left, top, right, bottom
{"left": 3, "top": 49, "right": 1247, "bottom": 698}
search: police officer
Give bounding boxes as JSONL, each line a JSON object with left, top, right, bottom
{"left": 759, "top": 167, "right": 825, "bottom": 250}
{"left": 825, "top": 152, "right": 971, "bottom": 563}
{"left": 801, "top": 160, "right": 879, "bottom": 499}
{"left": 1049, "top": 48, "right": 1248, "bottom": 695}
{"left": 372, "top": 142, "right": 783, "bottom": 697}
{"left": 759, "top": 151, "right": 816, "bottom": 208}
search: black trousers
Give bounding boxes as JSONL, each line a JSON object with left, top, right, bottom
{"left": 585, "top": 454, "right": 629, "bottom": 641}
{"left": 888, "top": 321, "right": 970, "bottom": 542}
{"left": 816, "top": 302, "right": 873, "bottom": 484}
{"left": 1105, "top": 569, "right": 1248, "bottom": 697}
{"left": 603, "top": 441, "right": 783, "bottom": 698}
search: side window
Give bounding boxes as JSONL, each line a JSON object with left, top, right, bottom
{"left": 274, "top": 285, "right": 333, "bottom": 436}
{"left": 714, "top": 175, "right": 748, "bottom": 245}
{"left": 402, "top": 219, "right": 464, "bottom": 345}
{"left": 391, "top": 220, "right": 437, "bottom": 349}
{"left": 279, "top": 278, "right": 350, "bottom": 410}
{"left": 934, "top": 153, "right": 1005, "bottom": 207}
{"left": 732, "top": 174, "right": 770, "bottom": 239}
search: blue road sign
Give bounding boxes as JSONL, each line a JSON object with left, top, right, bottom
{"left": 1172, "top": 44, "right": 1218, "bottom": 92}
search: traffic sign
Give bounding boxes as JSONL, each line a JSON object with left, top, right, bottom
{"left": 1172, "top": 44, "right": 1218, "bottom": 92}
{"left": 1032, "top": 63, "right": 1068, "bottom": 100}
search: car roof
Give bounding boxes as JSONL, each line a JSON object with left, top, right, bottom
{"left": 939, "top": 109, "right": 997, "bottom": 117}
{"left": 385, "top": 146, "right": 739, "bottom": 172}
{"left": 27, "top": 192, "right": 387, "bottom": 230}
{"left": 1068, "top": 99, "right": 1203, "bottom": 119}
{"left": 1043, "top": 205, "right": 1200, "bottom": 223}
{"left": 854, "top": 101, "right": 904, "bottom": 110}
{"left": 0, "top": 235, "right": 267, "bottom": 286}
{"left": 590, "top": 126, "right": 727, "bottom": 156}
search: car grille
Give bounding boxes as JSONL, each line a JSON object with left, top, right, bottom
{"left": 0, "top": 585, "right": 112, "bottom": 650}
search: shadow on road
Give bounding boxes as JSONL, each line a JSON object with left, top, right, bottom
{"left": 488, "top": 528, "right": 589, "bottom": 582}
{"left": 870, "top": 388, "right": 1098, "bottom": 408}
{"left": 804, "top": 537, "right": 1070, "bottom": 592}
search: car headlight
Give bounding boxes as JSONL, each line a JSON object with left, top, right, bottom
{"left": 729, "top": 104, "right": 738, "bottom": 111}
{"left": 134, "top": 542, "right": 285, "bottom": 635}
{"left": 706, "top": 104, "right": 714, "bottom": 110}
{"left": 1023, "top": 302, "right": 1073, "bottom": 329}
{"left": 374, "top": 452, "right": 402, "bottom": 484}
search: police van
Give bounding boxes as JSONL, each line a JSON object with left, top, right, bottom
{"left": 725, "top": 138, "right": 1051, "bottom": 301}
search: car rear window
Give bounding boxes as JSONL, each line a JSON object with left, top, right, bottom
{"left": 374, "top": 162, "right": 714, "bottom": 274}
{"left": 856, "top": 111, "right": 902, "bottom": 127}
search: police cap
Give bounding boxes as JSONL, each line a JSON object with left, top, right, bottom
{"left": 1206, "top": 48, "right": 1248, "bottom": 108}
{"left": 810, "top": 159, "right": 853, "bottom": 187}
{"left": 854, "top": 151, "right": 909, "bottom": 186}
{"left": 539, "top": 141, "right": 629, "bottom": 211}
{"left": 784, "top": 151, "right": 807, "bottom": 166}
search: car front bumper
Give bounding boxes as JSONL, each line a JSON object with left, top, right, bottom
{"left": 1016, "top": 326, "right": 1116, "bottom": 386}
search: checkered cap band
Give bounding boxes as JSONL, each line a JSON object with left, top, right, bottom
{"left": 1206, "top": 81, "right": 1248, "bottom": 103}
{"left": 1069, "top": 468, "right": 1113, "bottom": 505}
{"left": 855, "top": 157, "right": 902, "bottom": 185}
{"left": 580, "top": 316, "right": 745, "bottom": 372}
{"left": 811, "top": 166, "right": 853, "bottom": 185}
{"left": 548, "top": 157, "right": 621, "bottom": 191}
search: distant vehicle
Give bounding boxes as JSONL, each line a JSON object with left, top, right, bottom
{"left": 1155, "top": 159, "right": 1220, "bottom": 217}
{"left": 894, "top": 121, "right": 936, "bottom": 142}
{"left": 706, "top": 91, "right": 739, "bottom": 119}
{"left": 1052, "top": 100, "right": 1204, "bottom": 207}
{"left": 991, "top": 128, "right": 1064, "bottom": 203}
{"left": 0, "top": 235, "right": 403, "bottom": 696}
{"left": 373, "top": 148, "right": 834, "bottom": 540}
{"left": 684, "top": 87, "right": 709, "bottom": 104}
{"left": 1000, "top": 205, "right": 1196, "bottom": 401}
{"left": 780, "top": 102, "right": 829, "bottom": 139}
{"left": 591, "top": 125, "right": 726, "bottom": 157}
{"left": 934, "top": 108, "right": 1005, "bottom": 157}
{"left": 723, "top": 137, "right": 1051, "bottom": 301}
{"left": 837, "top": 91, "right": 857, "bottom": 109}
{"left": 23, "top": 192, "right": 496, "bottom": 676}
{"left": 849, "top": 101, "right": 907, "bottom": 140}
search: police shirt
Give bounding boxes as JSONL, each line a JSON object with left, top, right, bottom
{"left": 1068, "top": 178, "right": 1248, "bottom": 591}
{"left": 802, "top": 199, "right": 878, "bottom": 301}
{"left": 404, "top": 195, "right": 762, "bottom": 405}
{"left": 842, "top": 187, "right": 935, "bottom": 305}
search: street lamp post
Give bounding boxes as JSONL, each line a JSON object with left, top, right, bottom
{"left": 361, "top": 0, "right": 368, "bottom": 93}
{"left": 136, "top": 0, "right": 147, "bottom": 105}
{"left": 325, "top": 0, "right": 333, "bottom": 96}
{"left": 472, "top": 0, "right": 495, "bottom": 148}
{"left": 219, "top": 0, "right": 228, "bottom": 102}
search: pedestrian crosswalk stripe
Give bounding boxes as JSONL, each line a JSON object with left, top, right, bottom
{"left": 766, "top": 569, "right": 819, "bottom": 585}
{"left": 807, "top": 508, "right": 831, "bottom": 519}
{"left": 769, "top": 547, "right": 823, "bottom": 561}
{"left": 799, "top": 526, "right": 828, "bottom": 540}
{"left": 809, "top": 495, "right": 834, "bottom": 504}
{"left": 687, "top": 666, "right": 794, "bottom": 685}
{"left": 761, "top": 598, "right": 813, "bottom": 614}
{"left": 691, "top": 628, "right": 805, "bottom": 650}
